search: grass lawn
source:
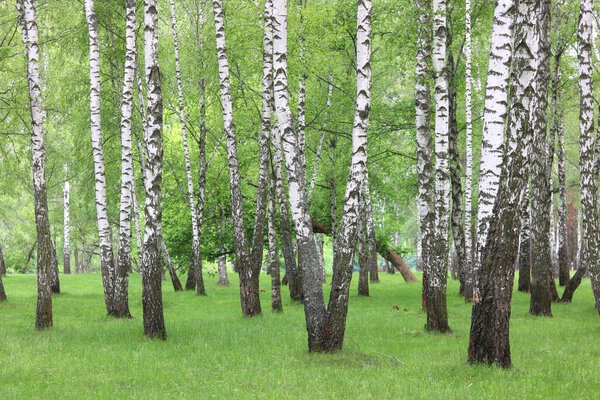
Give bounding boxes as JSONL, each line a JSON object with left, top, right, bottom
{"left": 1, "top": 271, "right": 600, "bottom": 399}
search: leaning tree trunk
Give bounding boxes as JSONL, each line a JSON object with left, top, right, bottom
{"left": 114, "top": 0, "right": 137, "bottom": 319}
{"left": 415, "top": 0, "right": 435, "bottom": 310}
{"left": 169, "top": 0, "right": 203, "bottom": 295}
{"left": 141, "top": 0, "right": 167, "bottom": 340}
{"left": 468, "top": 0, "right": 529, "bottom": 367}
{"left": 473, "top": 0, "right": 514, "bottom": 304}
{"left": 425, "top": 0, "right": 451, "bottom": 333}
{"left": 212, "top": 0, "right": 260, "bottom": 316}
{"left": 18, "top": 0, "right": 53, "bottom": 328}
{"left": 322, "top": 0, "right": 373, "bottom": 351}
{"left": 462, "top": 0, "right": 474, "bottom": 302}
{"left": 273, "top": 0, "right": 325, "bottom": 350}
{"left": 529, "top": 0, "right": 553, "bottom": 317}
{"left": 564, "top": 0, "right": 600, "bottom": 308}
{"left": 159, "top": 240, "right": 184, "bottom": 291}
{"left": 63, "top": 171, "right": 71, "bottom": 274}
{"left": 85, "top": 0, "right": 117, "bottom": 316}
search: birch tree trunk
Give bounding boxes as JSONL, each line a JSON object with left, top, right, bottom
{"left": 169, "top": 0, "right": 204, "bottom": 295}
{"left": 322, "top": 0, "right": 372, "bottom": 350}
{"left": 415, "top": 0, "right": 435, "bottom": 309}
{"left": 468, "top": 0, "right": 533, "bottom": 367}
{"left": 273, "top": 0, "right": 325, "bottom": 350}
{"left": 268, "top": 178, "right": 283, "bottom": 312}
{"left": 357, "top": 199, "right": 370, "bottom": 297}
{"left": 0, "top": 274, "right": 5, "bottom": 302}
{"left": 113, "top": 0, "right": 137, "bottom": 319}
{"left": 529, "top": 0, "right": 553, "bottom": 317}
{"left": 308, "top": 77, "right": 333, "bottom": 202}
{"left": 216, "top": 206, "right": 230, "bottom": 286}
{"left": 17, "top": 0, "right": 53, "bottom": 329}
{"left": 141, "top": 0, "right": 166, "bottom": 340}
{"left": 363, "top": 171, "right": 379, "bottom": 283}
{"left": 63, "top": 171, "right": 71, "bottom": 275}
{"left": 212, "top": 0, "right": 261, "bottom": 316}
{"left": 50, "top": 240, "right": 60, "bottom": 293}
{"left": 0, "top": 245, "right": 6, "bottom": 276}
{"left": 473, "top": 0, "right": 515, "bottom": 305}
{"left": 563, "top": 0, "right": 600, "bottom": 308}
{"left": 425, "top": 0, "right": 451, "bottom": 332}
{"left": 84, "top": 0, "right": 117, "bottom": 316}
{"left": 517, "top": 194, "right": 532, "bottom": 292}
{"left": 462, "top": 0, "right": 474, "bottom": 301}
{"left": 557, "top": 121, "right": 569, "bottom": 285}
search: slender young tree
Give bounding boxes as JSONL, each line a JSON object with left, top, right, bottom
{"left": 84, "top": 0, "right": 117, "bottom": 316}
{"left": 363, "top": 172, "right": 379, "bottom": 283}
{"left": 308, "top": 77, "right": 334, "bottom": 202}
{"left": 473, "top": 0, "right": 515, "bottom": 304}
{"left": 468, "top": 0, "right": 532, "bottom": 367}
{"left": 529, "top": 0, "right": 553, "bottom": 317}
{"left": 17, "top": 0, "right": 53, "bottom": 329}
{"left": 169, "top": 0, "right": 204, "bottom": 295}
{"left": 564, "top": 0, "right": 600, "bottom": 308}
{"left": 141, "top": 0, "right": 167, "bottom": 339}
{"left": 113, "top": 0, "right": 138, "bottom": 319}
{"left": 268, "top": 178, "right": 283, "bottom": 312}
{"left": 462, "top": 0, "right": 474, "bottom": 301}
{"left": 557, "top": 121, "right": 569, "bottom": 285}
{"left": 212, "top": 0, "right": 261, "bottom": 315}
{"left": 63, "top": 169, "right": 71, "bottom": 274}
{"left": 414, "top": 0, "right": 434, "bottom": 307}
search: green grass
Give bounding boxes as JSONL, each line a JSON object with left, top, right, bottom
{"left": 1, "top": 271, "right": 600, "bottom": 399}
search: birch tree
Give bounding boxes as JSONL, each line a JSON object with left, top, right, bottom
{"left": 563, "top": 0, "right": 600, "bottom": 307}
{"left": 425, "top": 0, "right": 451, "bottom": 332}
{"left": 113, "top": 0, "right": 138, "bottom": 319}
{"left": 169, "top": 0, "right": 204, "bottom": 295}
{"left": 268, "top": 179, "right": 283, "bottom": 312}
{"left": 212, "top": 0, "right": 261, "bottom": 316}
{"left": 463, "top": 0, "right": 474, "bottom": 300}
{"left": 63, "top": 167, "right": 71, "bottom": 275}
{"left": 141, "top": 0, "right": 167, "bottom": 339}
{"left": 17, "top": 0, "right": 53, "bottom": 329}
{"left": 473, "top": 0, "right": 515, "bottom": 304}
{"left": 273, "top": 0, "right": 325, "bottom": 349}
{"left": 529, "top": 0, "right": 553, "bottom": 317}
{"left": 84, "top": 0, "right": 117, "bottom": 316}
{"left": 557, "top": 122, "right": 569, "bottom": 285}
{"left": 468, "top": 0, "right": 534, "bottom": 367}
{"left": 414, "top": 0, "right": 434, "bottom": 303}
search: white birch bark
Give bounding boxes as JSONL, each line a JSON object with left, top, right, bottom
{"left": 212, "top": 0, "right": 260, "bottom": 315}
{"left": 273, "top": 0, "right": 325, "bottom": 348}
{"left": 84, "top": 0, "right": 117, "bottom": 315}
{"left": 463, "top": 0, "right": 474, "bottom": 299}
{"left": 169, "top": 0, "right": 202, "bottom": 292}
{"left": 17, "top": 0, "right": 53, "bottom": 328}
{"left": 324, "top": 0, "right": 373, "bottom": 348}
{"left": 63, "top": 166, "right": 71, "bottom": 274}
{"left": 141, "top": 0, "right": 166, "bottom": 339}
{"left": 474, "top": 0, "right": 515, "bottom": 303}
{"left": 308, "top": 77, "right": 333, "bottom": 202}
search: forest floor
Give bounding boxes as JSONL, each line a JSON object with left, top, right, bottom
{"left": 1, "top": 271, "right": 599, "bottom": 399}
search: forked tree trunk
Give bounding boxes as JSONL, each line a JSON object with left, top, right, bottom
{"left": 468, "top": 0, "right": 529, "bottom": 367}
{"left": 529, "top": 0, "right": 553, "bottom": 317}
{"left": 415, "top": 0, "right": 435, "bottom": 309}
{"left": 212, "top": 0, "right": 260, "bottom": 316}
{"left": 273, "top": 0, "right": 325, "bottom": 350}
{"left": 321, "top": 0, "right": 373, "bottom": 351}
{"left": 114, "top": 0, "right": 137, "bottom": 319}
{"left": 141, "top": 0, "right": 167, "bottom": 340}
{"left": 63, "top": 172, "right": 71, "bottom": 274}
{"left": 462, "top": 0, "right": 474, "bottom": 301}
{"left": 169, "top": 0, "right": 203, "bottom": 295}
{"left": 17, "top": 0, "right": 53, "bottom": 329}
{"left": 426, "top": 0, "right": 450, "bottom": 333}
{"left": 84, "top": 0, "right": 117, "bottom": 316}
{"left": 474, "top": 0, "right": 514, "bottom": 304}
